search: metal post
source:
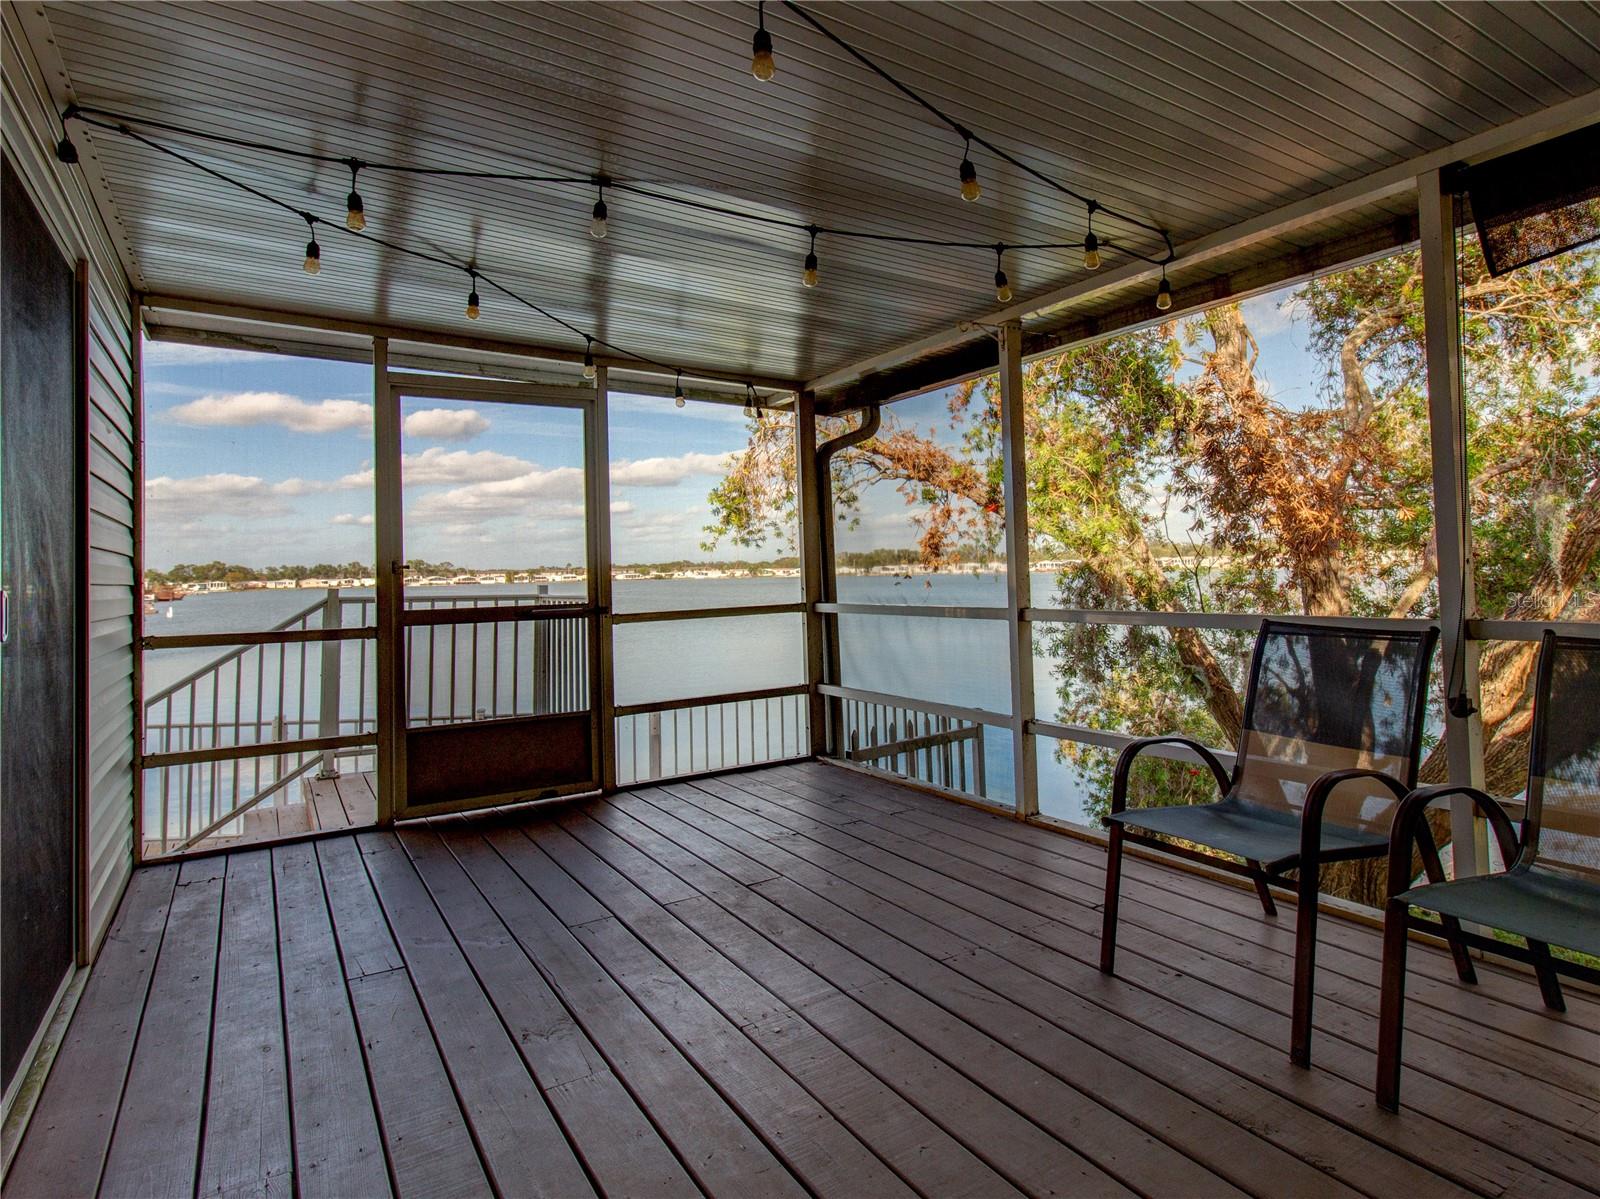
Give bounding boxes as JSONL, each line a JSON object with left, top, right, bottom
{"left": 589, "top": 366, "right": 617, "bottom": 791}
{"left": 372, "top": 337, "right": 405, "bottom": 823}
{"left": 648, "top": 711, "right": 663, "bottom": 780}
{"left": 317, "top": 587, "right": 341, "bottom": 777}
{"left": 999, "top": 321, "right": 1038, "bottom": 818}
{"left": 1418, "top": 168, "right": 1486, "bottom": 879}
{"left": 796, "top": 391, "right": 828, "bottom": 757}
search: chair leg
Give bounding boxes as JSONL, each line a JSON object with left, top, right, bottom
{"left": 1289, "top": 858, "right": 1321, "bottom": 1067}
{"left": 1246, "top": 860, "right": 1277, "bottom": 917}
{"left": 1376, "top": 898, "right": 1411, "bottom": 1112}
{"left": 1528, "top": 940, "right": 1566, "bottom": 1012}
{"left": 1411, "top": 828, "right": 1477, "bottom": 986}
{"left": 1100, "top": 823, "right": 1125, "bottom": 975}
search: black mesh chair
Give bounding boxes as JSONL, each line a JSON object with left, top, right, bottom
{"left": 1377, "top": 631, "right": 1600, "bottom": 1111}
{"left": 1100, "top": 618, "right": 1446, "bottom": 1066}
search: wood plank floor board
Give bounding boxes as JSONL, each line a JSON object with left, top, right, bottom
{"left": 535, "top": 817, "right": 1034, "bottom": 1199}
{"left": 710, "top": 770, "right": 1600, "bottom": 1141}
{"left": 98, "top": 858, "right": 226, "bottom": 1199}
{"left": 680, "top": 775, "right": 1474, "bottom": 1198}
{"left": 345, "top": 968, "right": 491, "bottom": 1199}
{"left": 272, "top": 840, "right": 391, "bottom": 1199}
{"left": 397, "top": 825, "right": 701, "bottom": 1199}
{"left": 558, "top": 808, "right": 1149, "bottom": 1199}
{"left": 317, "top": 837, "right": 487, "bottom": 1199}
{"left": 356, "top": 831, "right": 596, "bottom": 1199}
{"left": 196, "top": 850, "right": 293, "bottom": 1199}
{"left": 778, "top": 765, "right": 1600, "bottom": 1091}
{"left": 789, "top": 762, "right": 1600, "bottom": 1036}
{"left": 14, "top": 764, "right": 1596, "bottom": 1199}
{"left": 499, "top": 823, "right": 919, "bottom": 1199}
{"left": 4, "top": 865, "right": 179, "bottom": 1199}
{"left": 608, "top": 791, "right": 1282, "bottom": 1199}
{"left": 437, "top": 822, "right": 807, "bottom": 1199}
{"left": 729, "top": 770, "right": 1596, "bottom": 1197}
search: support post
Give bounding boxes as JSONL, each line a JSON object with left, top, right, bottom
{"left": 316, "top": 587, "right": 341, "bottom": 777}
{"left": 589, "top": 367, "right": 617, "bottom": 791}
{"left": 1418, "top": 168, "right": 1486, "bottom": 879}
{"left": 372, "top": 338, "right": 404, "bottom": 823}
{"left": 999, "top": 321, "right": 1038, "bottom": 817}
{"left": 796, "top": 391, "right": 828, "bottom": 757}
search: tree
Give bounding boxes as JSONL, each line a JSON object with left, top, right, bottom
{"left": 706, "top": 240, "right": 1600, "bottom": 905}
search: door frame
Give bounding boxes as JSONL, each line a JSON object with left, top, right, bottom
{"left": 374, "top": 356, "right": 608, "bottom": 821}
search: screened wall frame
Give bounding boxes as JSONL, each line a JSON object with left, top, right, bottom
{"left": 805, "top": 168, "right": 1600, "bottom": 894}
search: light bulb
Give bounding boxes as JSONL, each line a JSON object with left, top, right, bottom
{"left": 582, "top": 346, "right": 597, "bottom": 380}
{"left": 1082, "top": 231, "right": 1100, "bottom": 271}
{"left": 752, "top": 27, "right": 775, "bottom": 81}
{"left": 1155, "top": 276, "right": 1173, "bottom": 312}
{"left": 303, "top": 238, "right": 321, "bottom": 275}
{"left": 675, "top": 394, "right": 686, "bottom": 408}
{"left": 803, "top": 250, "right": 819, "bottom": 288}
{"left": 994, "top": 269, "right": 1012, "bottom": 304}
{"left": 465, "top": 289, "right": 480, "bottom": 320}
{"left": 591, "top": 196, "right": 608, "bottom": 239}
{"left": 346, "top": 190, "right": 366, "bottom": 231}
{"left": 959, "top": 158, "right": 980, "bottom": 203}
{"left": 56, "top": 135, "right": 78, "bottom": 164}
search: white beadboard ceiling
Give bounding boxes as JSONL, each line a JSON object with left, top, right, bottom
{"left": 30, "top": 0, "right": 1600, "bottom": 390}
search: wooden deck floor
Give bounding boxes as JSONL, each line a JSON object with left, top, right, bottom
{"left": 12, "top": 761, "right": 1599, "bottom": 1198}
{"left": 143, "top": 772, "right": 378, "bottom": 860}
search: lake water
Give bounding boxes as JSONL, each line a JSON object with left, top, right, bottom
{"left": 145, "top": 572, "right": 1103, "bottom": 824}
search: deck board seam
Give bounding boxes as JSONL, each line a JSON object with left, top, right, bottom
{"left": 591, "top": 793, "right": 1219, "bottom": 1199}
{"left": 737, "top": 769, "right": 1600, "bottom": 1121}
{"left": 784, "top": 764, "right": 1600, "bottom": 1064}
{"left": 695, "top": 771, "right": 1595, "bottom": 1194}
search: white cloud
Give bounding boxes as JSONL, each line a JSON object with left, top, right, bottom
{"left": 402, "top": 407, "right": 490, "bottom": 442}
{"left": 610, "top": 450, "right": 736, "bottom": 487}
{"left": 146, "top": 473, "right": 293, "bottom": 517}
{"left": 407, "top": 465, "right": 587, "bottom": 523}
{"left": 167, "top": 391, "right": 372, "bottom": 434}
{"left": 337, "top": 447, "right": 536, "bottom": 490}
{"left": 331, "top": 512, "right": 375, "bottom": 526}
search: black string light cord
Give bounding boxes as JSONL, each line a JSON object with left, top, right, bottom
{"left": 70, "top": 112, "right": 778, "bottom": 399}
{"left": 63, "top": 102, "right": 1168, "bottom": 270}
{"left": 58, "top": 8, "right": 1180, "bottom": 380}
{"left": 779, "top": 0, "right": 1176, "bottom": 266}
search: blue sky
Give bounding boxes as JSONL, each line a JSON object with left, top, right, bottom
{"left": 142, "top": 281, "right": 1322, "bottom": 572}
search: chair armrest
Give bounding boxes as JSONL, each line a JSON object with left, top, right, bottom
{"left": 1110, "top": 735, "right": 1231, "bottom": 815}
{"left": 1297, "top": 768, "right": 1413, "bottom": 861}
{"left": 1384, "top": 784, "right": 1522, "bottom": 901}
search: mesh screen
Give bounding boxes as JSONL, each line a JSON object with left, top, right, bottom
{"left": 1234, "top": 624, "right": 1432, "bottom": 832}
{"left": 1464, "top": 124, "right": 1600, "bottom": 277}
{"left": 1530, "top": 636, "right": 1600, "bottom": 878}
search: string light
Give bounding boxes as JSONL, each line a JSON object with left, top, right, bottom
{"left": 993, "top": 245, "right": 1012, "bottom": 303}
{"left": 582, "top": 337, "right": 597, "bottom": 380}
{"left": 55, "top": 133, "right": 78, "bottom": 164}
{"left": 62, "top": 104, "right": 1179, "bottom": 310}
{"left": 958, "top": 135, "right": 980, "bottom": 203}
{"left": 744, "top": 384, "right": 759, "bottom": 418}
{"left": 301, "top": 214, "right": 321, "bottom": 275}
{"left": 751, "top": 0, "right": 776, "bottom": 81}
{"left": 674, "top": 372, "right": 686, "bottom": 407}
{"left": 1155, "top": 266, "right": 1173, "bottom": 312}
{"left": 345, "top": 161, "right": 366, "bottom": 231}
{"left": 465, "top": 269, "right": 481, "bottom": 319}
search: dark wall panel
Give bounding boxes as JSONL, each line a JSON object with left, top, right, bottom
{"left": 2, "top": 154, "right": 80, "bottom": 1092}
